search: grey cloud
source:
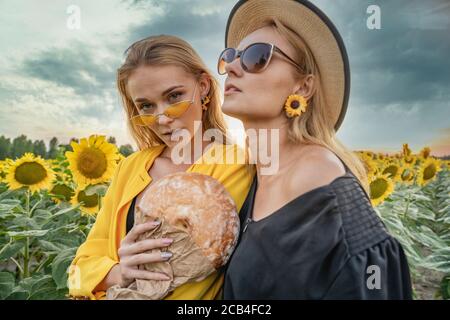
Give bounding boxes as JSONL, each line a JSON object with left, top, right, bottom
{"left": 312, "top": 0, "right": 450, "bottom": 107}
{"left": 123, "top": 0, "right": 236, "bottom": 72}
{"left": 20, "top": 42, "right": 120, "bottom": 96}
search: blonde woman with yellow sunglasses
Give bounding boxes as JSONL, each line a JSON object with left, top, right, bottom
{"left": 68, "top": 35, "right": 255, "bottom": 300}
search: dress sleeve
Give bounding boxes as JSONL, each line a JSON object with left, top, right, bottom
{"left": 68, "top": 160, "right": 124, "bottom": 300}
{"left": 323, "top": 236, "right": 413, "bottom": 299}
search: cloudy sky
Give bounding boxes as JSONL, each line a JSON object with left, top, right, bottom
{"left": 1, "top": 0, "right": 449, "bottom": 155}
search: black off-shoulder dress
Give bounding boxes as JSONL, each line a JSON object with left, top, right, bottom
{"left": 223, "top": 166, "right": 413, "bottom": 300}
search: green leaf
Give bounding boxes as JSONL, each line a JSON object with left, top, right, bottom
{"left": 0, "top": 199, "right": 21, "bottom": 206}
{"left": 0, "top": 203, "right": 20, "bottom": 215}
{"left": 11, "top": 216, "right": 41, "bottom": 230}
{"left": 0, "top": 240, "right": 25, "bottom": 260}
{"left": 51, "top": 204, "right": 80, "bottom": 219}
{"left": 27, "top": 275, "right": 61, "bottom": 300}
{"left": 29, "top": 286, "right": 67, "bottom": 300}
{"left": 5, "top": 291, "right": 29, "bottom": 300}
{"left": 440, "top": 276, "right": 450, "bottom": 300}
{"left": 38, "top": 240, "right": 67, "bottom": 252}
{"left": 0, "top": 272, "right": 15, "bottom": 299}
{"left": 52, "top": 248, "right": 77, "bottom": 290}
{"left": 33, "top": 209, "right": 53, "bottom": 225}
{"left": 6, "top": 229, "right": 49, "bottom": 239}
{"left": 48, "top": 235, "right": 83, "bottom": 248}
{"left": 84, "top": 184, "right": 108, "bottom": 197}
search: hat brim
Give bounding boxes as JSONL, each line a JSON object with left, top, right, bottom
{"left": 225, "top": 0, "right": 350, "bottom": 132}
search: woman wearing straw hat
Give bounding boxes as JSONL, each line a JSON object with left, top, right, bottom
{"left": 219, "top": 0, "right": 412, "bottom": 299}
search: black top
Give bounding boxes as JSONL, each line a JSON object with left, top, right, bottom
{"left": 223, "top": 167, "right": 413, "bottom": 300}
{"left": 126, "top": 196, "right": 136, "bottom": 234}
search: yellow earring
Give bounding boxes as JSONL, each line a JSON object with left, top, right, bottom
{"left": 284, "top": 94, "right": 308, "bottom": 118}
{"left": 201, "top": 95, "right": 210, "bottom": 111}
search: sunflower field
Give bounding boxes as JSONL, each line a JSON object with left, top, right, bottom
{"left": 0, "top": 137, "right": 449, "bottom": 299}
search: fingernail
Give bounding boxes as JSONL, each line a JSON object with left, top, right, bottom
{"left": 149, "top": 221, "right": 160, "bottom": 226}
{"left": 161, "top": 252, "right": 172, "bottom": 259}
{"left": 162, "top": 238, "right": 173, "bottom": 244}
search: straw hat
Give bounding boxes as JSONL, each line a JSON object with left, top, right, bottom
{"left": 225, "top": 0, "right": 350, "bottom": 131}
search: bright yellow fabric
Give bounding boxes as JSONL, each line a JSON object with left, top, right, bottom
{"left": 68, "top": 143, "right": 255, "bottom": 300}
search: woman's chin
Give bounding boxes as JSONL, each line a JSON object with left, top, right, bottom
{"left": 221, "top": 101, "right": 245, "bottom": 120}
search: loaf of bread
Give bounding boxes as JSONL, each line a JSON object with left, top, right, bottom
{"left": 107, "top": 172, "right": 240, "bottom": 299}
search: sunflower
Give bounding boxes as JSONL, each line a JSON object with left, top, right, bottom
{"left": 381, "top": 162, "right": 401, "bottom": 182}
{"left": 284, "top": 95, "right": 307, "bottom": 118}
{"left": 55, "top": 171, "right": 73, "bottom": 184}
{"left": 417, "top": 158, "right": 442, "bottom": 186}
{"left": 364, "top": 151, "right": 375, "bottom": 159}
{"left": 71, "top": 185, "right": 100, "bottom": 216}
{"left": 50, "top": 183, "right": 75, "bottom": 203}
{"left": 402, "top": 154, "right": 416, "bottom": 167}
{"left": 419, "top": 147, "right": 431, "bottom": 159}
{"left": 117, "top": 153, "right": 126, "bottom": 164}
{"left": 444, "top": 160, "right": 450, "bottom": 171}
{"left": 357, "top": 150, "right": 372, "bottom": 159}
{"left": 65, "top": 135, "right": 119, "bottom": 187}
{"left": 0, "top": 161, "right": 6, "bottom": 183}
{"left": 399, "top": 166, "right": 415, "bottom": 185}
{"left": 5, "top": 153, "right": 55, "bottom": 193}
{"left": 369, "top": 173, "right": 395, "bottom": 207}
{"left": 359, "top": 154, "right": 377, "bottom": 179}
{"left": 402, "top": 143, "right": 412, "bottom": 157}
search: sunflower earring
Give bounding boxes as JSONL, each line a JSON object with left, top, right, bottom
{"left": 284, "top": 94, "right": 308, "bottom": 118}
{"left": 201, "top": 95, "right": 210, "bottom": 111}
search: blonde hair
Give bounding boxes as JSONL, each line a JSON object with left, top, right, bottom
{"left": 263, "top": 18, "right": 369, "bottom": 193}
{"left": 117, "top": 35, "right": 228, "bottom": 150}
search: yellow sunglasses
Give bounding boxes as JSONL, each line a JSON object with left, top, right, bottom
{"left": 131, "top": 83, "right": 198, "bottom": 127}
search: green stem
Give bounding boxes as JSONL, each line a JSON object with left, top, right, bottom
{"left": 97, "top": 193, "right": 102, "bottom": 211}
{"left": 33, "top": 254, "right": 50, "bottom": 274}
{"left": 0, "top": 237, "right": 13, "bottom": 257}
{"left": 29, "top": 194, "right": 43, "bottom": 218}
{"left": 404, "top": 191, "right": 411, "bottom": 218}
{"left": 404, "top": 173, "right": 419, "bottom": 219}
{"left": 22, "top": 189, "right": 31, "bottom": 279}
{"left": 10, "top": 257, "right": 24, "bottom": 275}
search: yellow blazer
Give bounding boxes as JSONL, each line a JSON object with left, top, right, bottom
{"left": 68, "top": 143, "right": 255, "bottom": 300}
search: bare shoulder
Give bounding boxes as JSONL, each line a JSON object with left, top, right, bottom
{"left": 288, "top": 145, "right": 346, "bottom": 195}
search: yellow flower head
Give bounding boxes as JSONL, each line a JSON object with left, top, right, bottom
{"left": 5, "top": 153, "right": 55, "bottom": 193}
{"left": 361, "top": 151, "right": 374, "bottom": 159}
{"left": 50, "top": 183, "right": 75, "bottom": 203}
{"left": 399, "top": 166, "right": 415, "bottom": 185}
{"left": 65, "top": 135, "right": 119, "bottom": 187}
{"left": 117, "top": 153, "right": 126, "bottom": 164}
{"left": 359, "top": 153, "right": 377, "bottom": 178}
{"left": 402, "top": 143, "right": 412, "bottom": 157}
{"left": 419, "top": 147, "right": 431, "bottom": 159}
{"left": 0, "top": 161, "right": 6, "bottom": 183}
{"left": 444, "top": 160, "right": 450, "bottom": 171}
{"left": 71, "top": 185, "right": 100, "bottom": 216}
{"left": 369, "top": 173, "right": 395, "bottom": 207}
{"left": 417, "top": 158, "right": 442, "bottom": 186}
{"left": 381, "top": 161, "right": 401, "bottom": 182}
{"left": 284, "top": 95, "right": 307, "bottom": 118}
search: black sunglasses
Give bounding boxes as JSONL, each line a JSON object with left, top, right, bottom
{"left": 217, "top": 42, "right": 303, "bottom": 75}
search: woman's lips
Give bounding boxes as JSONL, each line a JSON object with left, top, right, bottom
{"left": 224, "top": 88, "right": 241, "bottom": 96}
{"left": 224, "top": 84, "right": 242, "bottom": 96}
{"left": 161, "top": 128, "right": 181, "bottom": 136}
